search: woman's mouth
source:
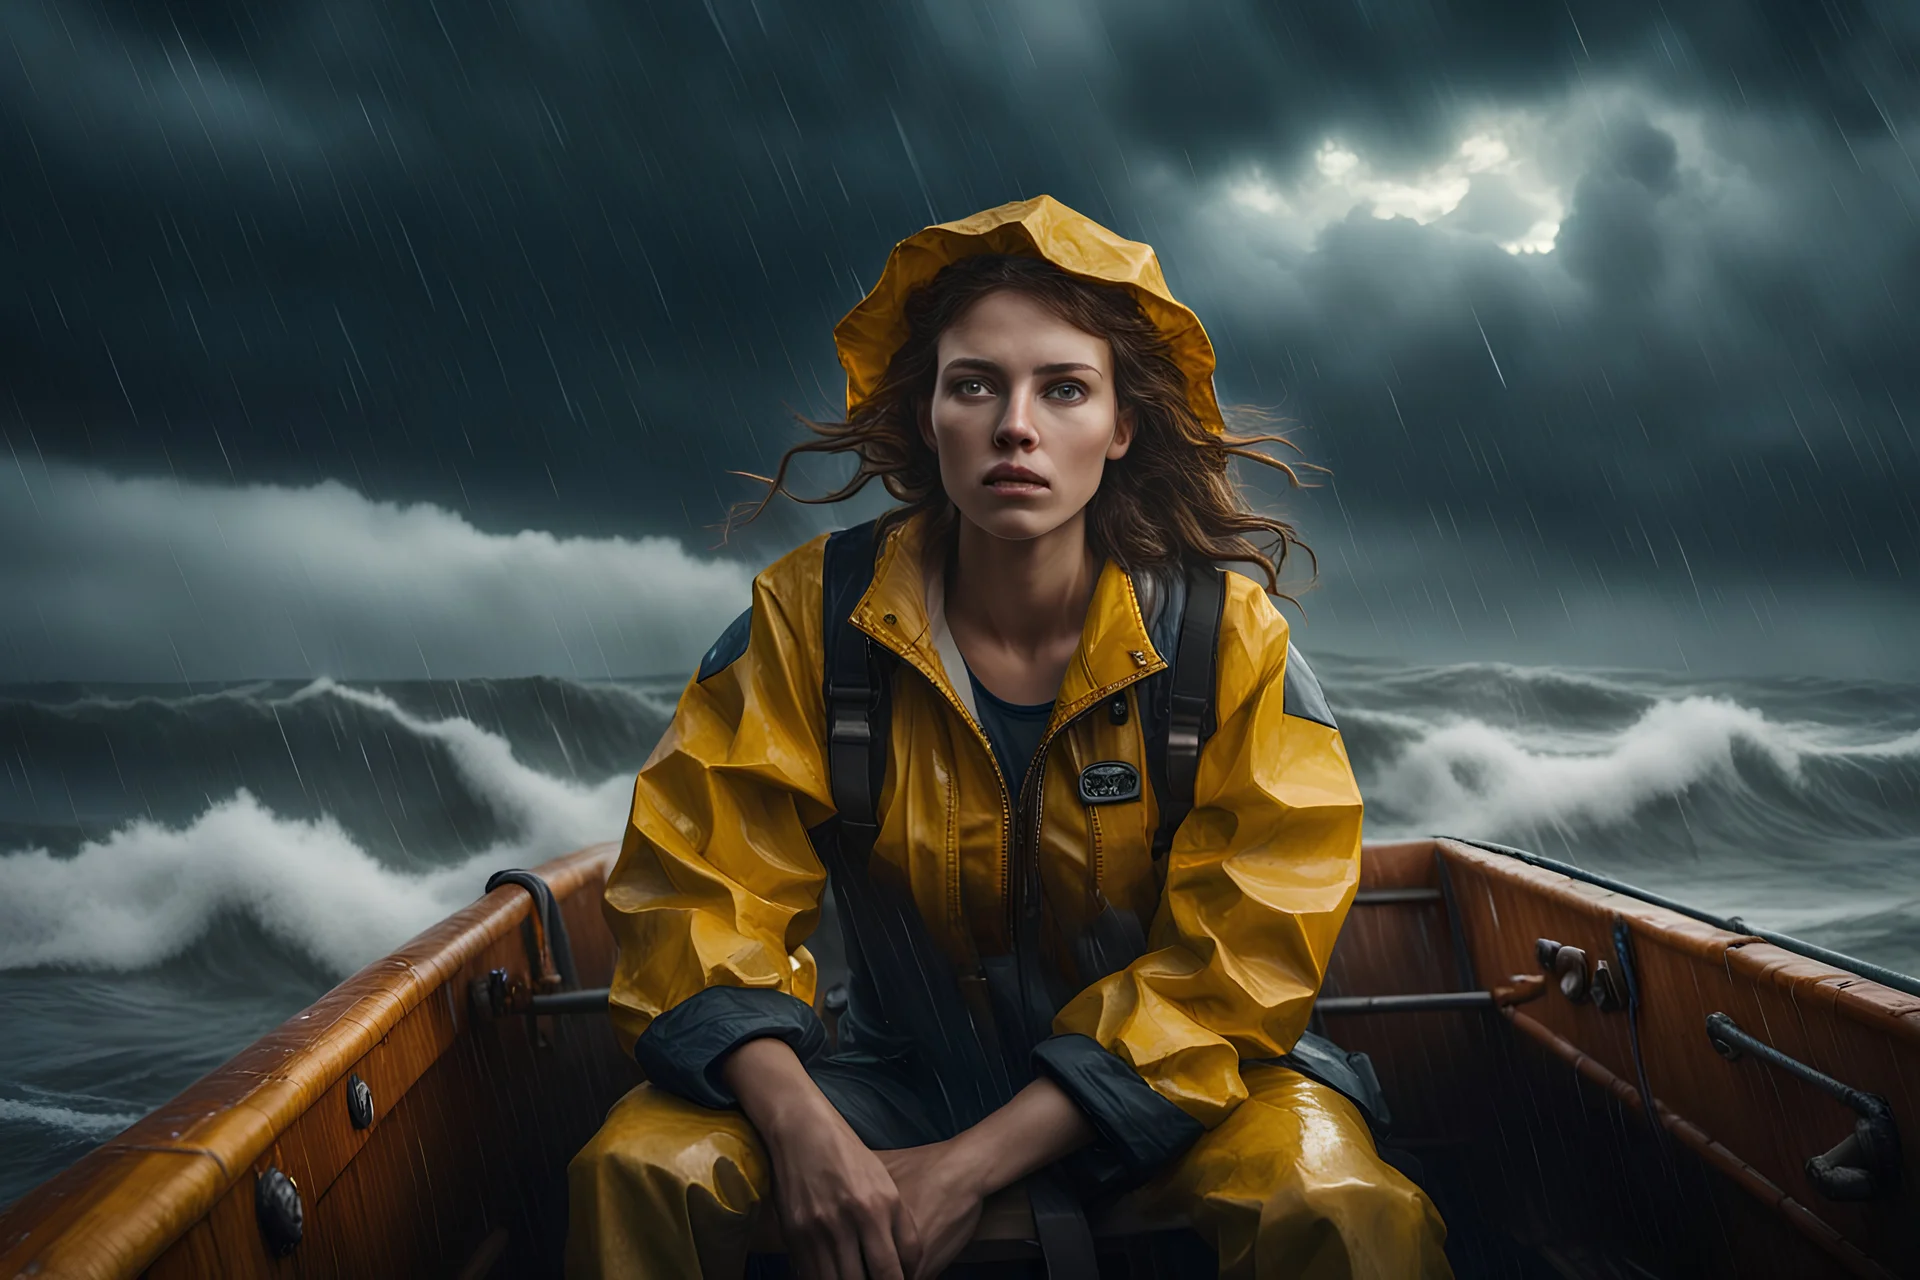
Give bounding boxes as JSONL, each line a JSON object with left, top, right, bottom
{"left": 984, "top": 464, "right": 1049, "bottom": 495}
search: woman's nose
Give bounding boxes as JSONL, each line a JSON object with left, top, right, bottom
{"left": 993, "top": 388, "right": 1041, "bottom": 449}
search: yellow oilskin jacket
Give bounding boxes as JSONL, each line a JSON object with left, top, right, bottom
{"left": 604, "top": 509, "right": 1363, "bottom": 1131}
{"left": 574, "top": 195, "right": 1451, "bottom": 1280}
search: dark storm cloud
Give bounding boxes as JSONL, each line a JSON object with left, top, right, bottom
{"left": 1176, "top": 91, "right": 1920, "bottom": 594}
{"left": 3, "top": 0, "right": 1918, "bottom": 675}
{"left": 1091, "top": 0, "right": 1920, "bottom": 167}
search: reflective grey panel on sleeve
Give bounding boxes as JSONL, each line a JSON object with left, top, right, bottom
{"left": 1282, "top": 642, "right": 1338, "bottom": 730}
{"left": 696, "top": 606, "right": 753, "bottom": 683}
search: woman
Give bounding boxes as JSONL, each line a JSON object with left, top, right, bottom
{"left": 568, "top": 195, "right": 1450, "bottom": 1280}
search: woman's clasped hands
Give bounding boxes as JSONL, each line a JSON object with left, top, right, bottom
{"left": 720, "top": 1036, "right": 1093, "bottom": 1279}
{"left": 721, "top": 1038, "right": 985, "bottom": 1279}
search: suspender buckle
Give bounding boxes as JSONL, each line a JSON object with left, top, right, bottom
{"left": 828, "top": 701, "right": 873, "bottom": 745}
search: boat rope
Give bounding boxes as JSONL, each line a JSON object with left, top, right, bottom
{"left": 1611, "top": 917, "right": 1671, "bottom": 1165}
{"left": 485, "top": 868, "right": 580, "bottom": 990}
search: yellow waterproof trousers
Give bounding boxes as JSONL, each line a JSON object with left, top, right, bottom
{"left": 566, "top": 1063, "right": 1451, "bottom": 1280}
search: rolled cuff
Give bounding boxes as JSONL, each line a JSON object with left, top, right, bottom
{"left": 1031, "top": 1033, "right": 1205, "bottom": 1194}
{"left": 634, "top": 985, "right": 828, "bottom": 1110}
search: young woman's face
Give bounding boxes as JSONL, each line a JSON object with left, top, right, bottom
{"left": 920, "top": 288, "right": 1134, "bottom": 544}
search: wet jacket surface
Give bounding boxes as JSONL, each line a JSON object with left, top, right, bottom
{"left": 603, "top": 507, "right": 1366, "bottom": 1174}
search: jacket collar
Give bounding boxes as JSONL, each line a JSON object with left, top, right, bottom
{"left": 851, "top": 510, "right": 1169, "bottom": 731}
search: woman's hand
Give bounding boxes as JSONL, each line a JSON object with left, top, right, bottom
{"left": 884, "top": 1076, "right": 1099, "bottom": 1278}
{"left": 721, "top": 1037, "right": 921, "bottom": 1280}
{"left": 878, "top": 1143, "right": 988, "bottom": 1279}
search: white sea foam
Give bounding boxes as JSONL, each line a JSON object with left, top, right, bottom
{"left": 1364, "top": 694, "right": 1920, "bottom": 836}
{"left": 0, "top": 679, "right": 635, "bottom": 975}
{"left": 0, "top": 1098, "right": 142, "bottom": 1137}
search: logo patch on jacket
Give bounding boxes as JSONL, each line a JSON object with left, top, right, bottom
{"left": 1078, "top": 761, "right": 1141, "bottom": 805}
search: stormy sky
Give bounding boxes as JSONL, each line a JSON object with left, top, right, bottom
{"left": 3, "top": 0, "right": 1917, "bottom": 681}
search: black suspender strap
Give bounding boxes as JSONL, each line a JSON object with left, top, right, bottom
{"left": 1028, "top": 1171, "right": 1100, "bottom": 1278}
{"left": 822, "top": 521, "right": 885, "bottom": 866}
{"left": 1158, "top": 562, "right": 1224, "bottom": 852}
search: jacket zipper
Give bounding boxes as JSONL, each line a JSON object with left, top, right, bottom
{"left": 890, "top": 657, "right": 1013, "bottom": 940}
{"left": 1004, "top": 672, "right": 1157, "bottom": 1053}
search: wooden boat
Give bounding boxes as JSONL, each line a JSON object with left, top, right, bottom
{"left": 3, "top": 836, "right": 1915, "bottom": 1278}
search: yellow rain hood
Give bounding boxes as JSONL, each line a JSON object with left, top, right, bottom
{"left": 833, "top": 194, "right": 1226, "bottom": 435}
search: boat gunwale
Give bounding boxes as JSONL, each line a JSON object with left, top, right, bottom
{"left": 1434, "top": 837, "right": 1920, "bottom": 1045}
{"left": 0, "top": 841, "right": 620, "bottom": 1278}
{"left": 1438, "top": 834, "right": 1920, "bottom": 999}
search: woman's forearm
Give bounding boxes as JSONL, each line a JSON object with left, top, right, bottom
{"left": 720, "top": 1035, "right": 840, "bottom": 1139}
{"left": 943, "top": 1076, "right": 1096, "bottom": 1195}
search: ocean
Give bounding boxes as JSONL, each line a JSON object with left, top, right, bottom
{"left": 3, "top": 659, "right": 1918, "bottom": 1207}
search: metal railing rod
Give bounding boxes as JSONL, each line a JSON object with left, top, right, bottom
{"left": 518, "top": 987, "right": 1501, "bottom": 1018}
{"left": 1706, "top": 1013, "right": 1876, "bottom": 1115}
{"left": 530, "top": 989, "right": 612, "bottom": 1015}
{"left": 1315, "top": 992, "right": 1495, "bottom": 1015}
{"left": 1353, "top": 888, "right": 1442, "bottom": 905}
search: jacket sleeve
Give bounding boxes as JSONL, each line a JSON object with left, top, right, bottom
{"left": 602, "top": 542, "right": 836, "bottom": 1109}
{"left": 1048, "top": 575, "right": 1364, "bottom": 1130}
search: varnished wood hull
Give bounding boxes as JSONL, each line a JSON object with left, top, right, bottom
{"left": 1324, "top": 840, "right": 1918, "bottom": 1280}
{"left": 2, "top": 837, "right": 1915, "bottom": 1278}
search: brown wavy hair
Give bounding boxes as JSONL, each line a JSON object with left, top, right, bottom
{"left": 735, "top": 253, "right": 1321, "bottom": 596}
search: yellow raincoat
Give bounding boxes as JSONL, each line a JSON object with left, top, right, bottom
{"left": 569, "top": 196, "right": 1450, "bottom": 1279}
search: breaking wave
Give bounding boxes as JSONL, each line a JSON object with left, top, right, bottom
{"left": 0, "top": 678, "right": 648, "bottom": 975}
{"left": 1357, "top": 692, "right": 1920, "bottom": 841}
{"left": 1, "top": 792, "right": 499, "bottom": 974}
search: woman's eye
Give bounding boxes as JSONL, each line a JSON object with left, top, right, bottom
{"left": 953, "top": 378, "right": 990, "bottom": 397}
{"left": 1047, "top": 382, "right": 1087, "bottom": 402}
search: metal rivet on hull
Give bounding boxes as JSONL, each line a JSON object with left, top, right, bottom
{"left": 347, "top": 1071, "right": 375, "bottom": 1130}
{"left": 256, "top": 1166, "right": 303, "bottom": 1257}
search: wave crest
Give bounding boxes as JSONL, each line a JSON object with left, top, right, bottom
{"left": 1363, "top": 693, "right": 1920, "bottom": 837}
{"left": 0, "top": 680, "right": 637, "bottom": 975}
{"left": 0, "top": 1097, "right": 142, "bottom": 1138}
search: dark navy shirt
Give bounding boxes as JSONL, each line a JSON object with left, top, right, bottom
{"left": 967, "top": 668, "right": 1055, "bottom": 800}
